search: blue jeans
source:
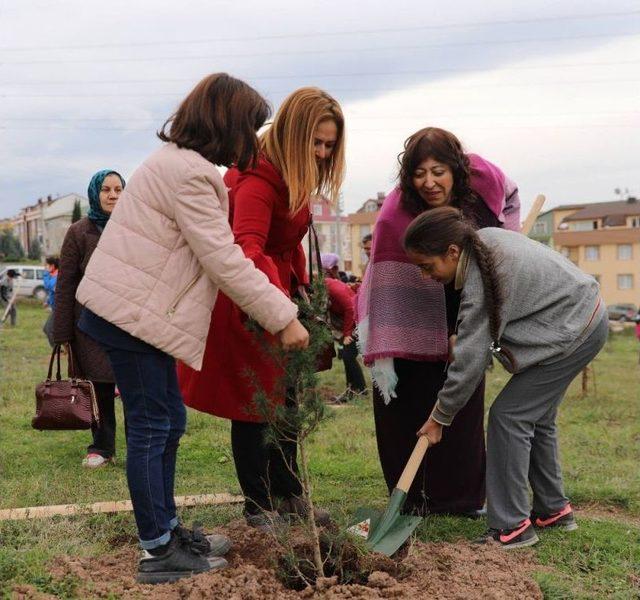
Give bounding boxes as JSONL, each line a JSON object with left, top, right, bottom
{"left": 104, "top": 347, "right": 186, "bottom": 549}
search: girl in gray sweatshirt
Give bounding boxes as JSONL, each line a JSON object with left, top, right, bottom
{"left": 403, "top": 206, "right": 607, "bottom": 550}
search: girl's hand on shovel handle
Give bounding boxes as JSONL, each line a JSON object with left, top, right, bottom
{"left": 417, "top": 416, "right": 443, "bottom": 445}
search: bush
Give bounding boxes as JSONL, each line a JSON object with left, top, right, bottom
{"left": 71, "top": 200, "right": 82, "bottom": 223}
{"left": 0, "top": 230, "right": 25, "bottom": 261}
{"left": 27, "top": 239, "right": 42, "bottom": 261}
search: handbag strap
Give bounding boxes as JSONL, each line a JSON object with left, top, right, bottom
{"left": 65, "top": 343, "right": 78, "bottom": 379}
{"left": 307, "top": 216, "right": 323, "bottom": 285}
{"left": 46, "top": 345, "right": 63, "bottom": 381}
{"left": 45, "top": 343, "right": 80, "bottom": 381}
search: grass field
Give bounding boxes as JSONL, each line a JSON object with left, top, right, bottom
{"left": 1, "top": 301, "right": 639, "bottom": 598}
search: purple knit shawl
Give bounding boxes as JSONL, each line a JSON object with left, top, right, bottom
{"left": 356, "top": 153, "right": 518, "bottom": 365}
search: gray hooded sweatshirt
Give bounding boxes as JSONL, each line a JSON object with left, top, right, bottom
{"left": 432, "top": 228, "right": 604, "bottom": 426}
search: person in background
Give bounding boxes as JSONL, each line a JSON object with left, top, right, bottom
{"left": 321, "top": 252, "right": 367, "bottom": 403}
{"left": 42, "top": 256, "right": 59, "bottom": 347}
{"left": 635, "top": 308, "right": 640, "bottom": 364}
{"left": 53, "top": 170, "right": 125, "bottom": 468}
{"left": 76, "top": 73, "right": 308, "bottom": 584}
{"left": 0, "top": 269, "right": 19, "bottom": 326}
{"left": 361, "top": 233, "right": 373, "bottom": 262}
{"left": 178, "top": 87, "right": 345, "bottom": 533}
{"left": 349, "top": 233, "right": 373, "bottom": 294}
{"left": 356, "top": 126, "right": 521, "bottom": 518}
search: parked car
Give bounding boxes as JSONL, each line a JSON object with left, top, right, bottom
{"left": 606, "top": 303, "right": 638, "bottom": 322}
{"left": 0, "top": 264, "right": 47, "bottom": 301}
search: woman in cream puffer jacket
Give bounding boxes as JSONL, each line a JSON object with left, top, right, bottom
{"left": 76, "top": 141, "right": 301, "bottom": 369}
{"left": 75, "top": 73, "right": 308, "bottom": 585}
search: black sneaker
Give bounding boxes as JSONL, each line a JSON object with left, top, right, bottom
{"left": 473, "top": 518, "right": 539, "bottom": 550}
{"left": 245, "top": 510, "right": 289, "bottom": 535}
{"left": 531, "top": 503, "right": 578, "bottom": 531}
{"left": 137, "top": 531, "right": 212, "bottom": 584}
{"left": 174, "top": 523, "right": 233, "bottom": 557}
{"left": 328, "top": 389, "right": 353, "bottom": 404}
{"left": 277, "top": 496, "right": 332, "bottom": 527}
{"left": 330, "top": 387, "right": 368, "bottom": 403}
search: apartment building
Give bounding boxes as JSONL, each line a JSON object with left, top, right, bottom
{"left": 347, "top": 192, "right": 385, "bottom": 277}
{"left": 308, "top": 192, "right": 386, "bottom": 276}
{"left": 309, "top": 196, "right": 350, "bottom": 269}
{"left": 11, "top": 194, "right": 89, "bottom": 257}
{"left": 534, "top": 199, "right": 640, "bottom": 306}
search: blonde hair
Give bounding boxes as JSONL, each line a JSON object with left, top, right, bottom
{"left": 260, "top": 87, "right": 345, "bottom": 213}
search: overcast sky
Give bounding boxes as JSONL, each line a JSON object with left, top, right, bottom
{"left": 1, "top": 0, "right": 638, "bottom": 220}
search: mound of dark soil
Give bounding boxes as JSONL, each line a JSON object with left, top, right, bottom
{"left": 11, "top": 520, "right": 543, "bottom": 599}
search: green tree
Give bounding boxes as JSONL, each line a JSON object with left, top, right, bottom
{"left": 0, "top": 230, "right": 25, "bottom": 261}
{"left": 27, "top": 238, "right": 42, "bottom": 261}
{"left": 71, "top": 199, "right": 82, "bottom": 223}
{"left": 248, "top": 275, "right": 334, "bottom": 583}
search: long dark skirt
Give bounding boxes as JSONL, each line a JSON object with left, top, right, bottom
{"left": 373, "top": 358, "right": 486, "bottom": 514}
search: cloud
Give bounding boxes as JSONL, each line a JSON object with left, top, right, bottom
{"left": 339, "top": 33, "right": 640, "bottom": 214}
{"left": 1, "top": 0, "right": 638, "bottom": 216}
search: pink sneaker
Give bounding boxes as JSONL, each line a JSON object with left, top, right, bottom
{"left": 532, "top": 503, "right": 578, "bottom": 531}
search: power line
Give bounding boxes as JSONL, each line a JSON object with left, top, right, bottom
{"left": 0, "top": 65, "right": 640, "bottom": 98}
{"left": 3, "top": 59, "right": 637, "bottom": 86}
{"left": 1, "top": 9, "right": 638, "bottom": 52}
{"left": 1, "top": 110, "right": 638, "bottom": 123}
{"left": 2, "top": 31, "right": 639, "bottom": 66}
{"left": 1, "top": 123, "right": 636, "bottom": 132}
{"left": 0, "top": 79, "right": 640, "bottom": 99}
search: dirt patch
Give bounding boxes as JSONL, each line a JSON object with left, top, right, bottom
{"left": 14, "top": 520, "right": 543, "bottom": 599}
{"left": 576, "top": 503, "right": 640, "bottom": 528}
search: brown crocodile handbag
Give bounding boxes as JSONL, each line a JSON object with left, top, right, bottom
{"left": 32, "top": 344, "right": 100, "bottom": 430}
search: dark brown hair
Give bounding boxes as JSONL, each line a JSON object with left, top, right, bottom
{"left": 158, "top": 73, "right": 270, "bottom": 170}
{"left": 403, "top": 206, "right": 503, "bottom": 349}
{"left": 398, "top": 127, "right": 476, "bottom": 217}
{"left": 45, "top": 256, "right": 59, "bottom": 269}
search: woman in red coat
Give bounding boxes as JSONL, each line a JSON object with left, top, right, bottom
{"left": 178, "top": 87, "right": 346, "bottom": 530}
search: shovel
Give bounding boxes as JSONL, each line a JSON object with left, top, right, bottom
{"left": 349, "top": 435, "right": 429, "bottom": 556}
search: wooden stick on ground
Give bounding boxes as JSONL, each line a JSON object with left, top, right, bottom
{"left": 521, "top": 194, "right": 546, "bottom": 236}
{"left": 0, "top": 493, "right": 244, "bottom": 521}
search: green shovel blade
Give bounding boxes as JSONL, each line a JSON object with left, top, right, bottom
{"left": 351, "top": 488, "right": 423, "bottom": 556}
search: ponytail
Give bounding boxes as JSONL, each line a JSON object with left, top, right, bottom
{"left": 467, "top": 232, "right": 502, "bottom": 347}
{"left": 404, "top": 206, "right": 505, "bottom": 354}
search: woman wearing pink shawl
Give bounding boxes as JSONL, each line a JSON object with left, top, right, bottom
{"left": 356, "top": 127, "right": 520, "bottom": 516}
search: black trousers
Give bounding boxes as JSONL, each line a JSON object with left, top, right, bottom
{"left": 373, "top": 358, "right": 486, "bottom": 515}
{"left": 43, "top": 311, "right": 55, "bottom": 348}
{"left": 341, "top": 341, "right": 366, "bottom": 393}
{"left": 88, "top": 382, "right": 118, "bottom": 458}
{"left": 231, "top": 412, "right": 303, "bottom": 515}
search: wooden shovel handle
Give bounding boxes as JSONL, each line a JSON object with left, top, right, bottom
{"left": 521, "top": 194, "right": 546, "bottom": 236}
{"left": 396, "top": 436, "right": 430, "bottom": 493}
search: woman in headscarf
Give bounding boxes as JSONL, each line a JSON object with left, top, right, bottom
{"left": 356, "top": 127, "right": 521, "bottom": 517}
{"left": 53, "top": 169, "right": 125, "bottom": 468}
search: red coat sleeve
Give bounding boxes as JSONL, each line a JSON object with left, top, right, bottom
{"left": 231, "top": 177, "right": 288, "bottom": 296}
{"left": 326, "top": 279, "right": 356, "bottom": 337}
